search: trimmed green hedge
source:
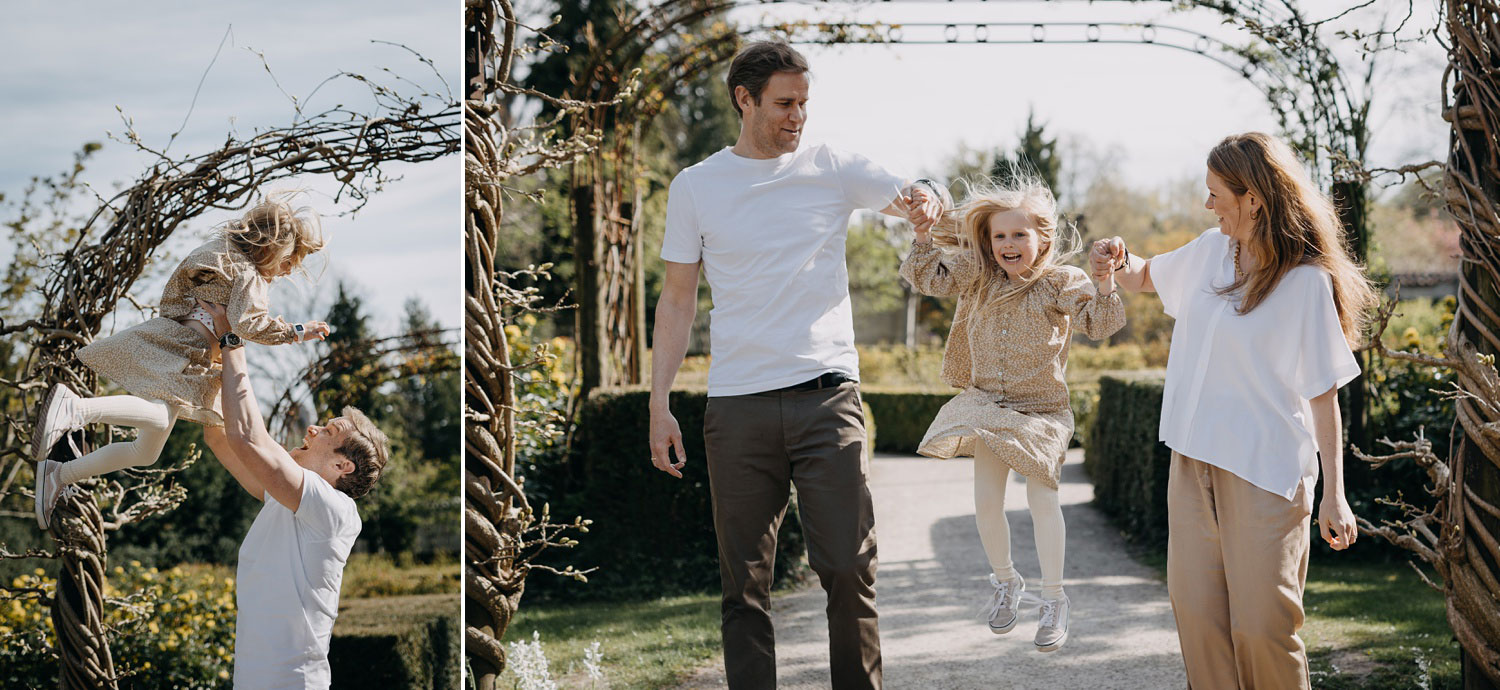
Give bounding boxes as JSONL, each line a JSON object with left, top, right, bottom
{"left": 1084, "top": 375, "right": 1172, "bottom": 546}
{"left": 860, "top": 390, "right": 952, "bottom": 452}
{"left": 329, "top": 593, "right": 459, "bottom": 689}
{"left": 529, "top": 388, "right": 818, "bottom": 600}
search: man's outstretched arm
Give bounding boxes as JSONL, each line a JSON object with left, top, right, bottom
{"left": 201, "top": 425, "right": 267, "bottom": 501}
{"left": 215, "top": 318, "right": 307, "bottom": 511}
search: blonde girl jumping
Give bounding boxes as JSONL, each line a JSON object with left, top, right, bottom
{"left": 901, "top": 178, "right": 1125, "bottom": 652}
{"left": 33, "top": 192, "right": 331, "bottom": 528}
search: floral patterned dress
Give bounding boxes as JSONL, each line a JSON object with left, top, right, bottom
{"left": 899, "top": 242, "right": 1126, "bottom": 488}
{"left": 77, "top": 239, "right": 301, "bottom": 426}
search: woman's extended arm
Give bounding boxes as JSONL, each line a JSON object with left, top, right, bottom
{"left": 1091, "top": 237, "right": 1155, "bottom": 293}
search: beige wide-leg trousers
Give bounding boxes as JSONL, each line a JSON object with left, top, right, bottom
{"left": 1167, "top": 452, "right": 1313, "bottom": 690}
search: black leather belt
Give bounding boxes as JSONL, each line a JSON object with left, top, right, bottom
{"left": 776, "top": 371, "right": 856, "bottom": 393}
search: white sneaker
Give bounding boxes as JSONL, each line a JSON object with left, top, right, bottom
{"left": 983, "top": 573, "right": 1025, "bottom": 634}
{"left": 32, "top": 384, "right": 83, "bottom": 530}
{"left": 32, "top": 383, "right": 83, "bottom": 464}
{"left": 34, "top": 460, "right": 63, "bottom": 529}
{"left": 1035, "top": 595, "right": 1070, "bottom": 652}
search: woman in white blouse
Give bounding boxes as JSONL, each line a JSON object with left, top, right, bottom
{"left": 1091, "top": 132, "right": 1377, "bottom": 689}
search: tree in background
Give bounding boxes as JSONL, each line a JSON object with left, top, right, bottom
{"left": 989, "top": 109, "right": 1061, "bottom": 194}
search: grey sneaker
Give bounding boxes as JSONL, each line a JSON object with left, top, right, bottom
{"left": 1035, "top": 595, "right": 1070, "bottom": 652}
{"left": 33, "top": 384, "right": 84, "bottom": 530}
{"left": 34, "top": 459, "right": 63, "bottom": 529}
{"left": 983, "top": 573, "right": 1025, "bottom": 634}
{"left": 32, "top": 383, "right": 83, "bottom": 464}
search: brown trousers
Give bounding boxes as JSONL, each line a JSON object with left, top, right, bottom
{"left": 1167, "top": 452, "right": 1313, "bottom": 690}
{"left": 704, "top": 382, "right": 881, "bottom": 690}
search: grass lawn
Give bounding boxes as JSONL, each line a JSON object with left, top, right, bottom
{"left": 497, "top": 593, "right": 721, "bottom": 689}
{"left": 1302, "top": 562, "right": 1460, "bottom": 689}
{"left": 1136, "top": 549, "right": 1459, "bottom": 689}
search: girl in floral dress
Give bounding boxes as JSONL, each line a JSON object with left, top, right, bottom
{"left": 900, "top": 178, "right": 1124, "bottom": 651}
{"left": 33, "top": 192, "right": 331, "bottom": 528}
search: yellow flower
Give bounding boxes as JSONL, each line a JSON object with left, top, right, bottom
{"left": 33, "top": 568, "right": 44, "bottom": 576}
{"left": 219, "top": 670, "right": 230, "bottom": 680}
{"left": 148, "top": 621, "right": 159, "bottom": 634}
{"left": 1402, "top": 327, "right": 1421, "bottom": 349}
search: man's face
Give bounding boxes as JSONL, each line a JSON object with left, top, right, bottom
{"left": 739, "top": 71, "right": 809, "bottom": 156}
{"left": 290, "top": 416, "right": 355, "bottom": 484}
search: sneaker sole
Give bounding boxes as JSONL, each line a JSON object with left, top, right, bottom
{"left": 33, "top": 384, "right": 69, "bottom": 530}
{"left": 989, "top": 615, "right": 1019, "bottom": 634}
{"left": 34, "top": 460, "right": 49, "bottom": 530}
{"left": 1036, "top": 631, "right": 1068, "bottom": 653}
{"left": 31, "top": 384, "right": 63, "bottom": 465}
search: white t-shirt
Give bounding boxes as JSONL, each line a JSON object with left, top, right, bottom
{"left": 1151, "top": 228, "right": 1361, "bottom": 502}
{"left": 661, "top": 143, "right": 906, "bottom": 396}
{"left": 234, "top": 468, "right": 362, "bottom": 689}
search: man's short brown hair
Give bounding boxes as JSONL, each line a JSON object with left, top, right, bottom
{"left": 333, "top": 406, "right": 389, "bottom": 499}
{"left": 725, "top": 41, "right": 810, "bottom": 117}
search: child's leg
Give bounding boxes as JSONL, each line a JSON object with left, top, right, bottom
{"left": 56, "top": 396, "right": 178, "bottom": 485}
{"left": 1026, "top": 476, "right": 1067, "bottom": 600}
{"left": 974, "top": 441, "right": 1019, "bottom": 582}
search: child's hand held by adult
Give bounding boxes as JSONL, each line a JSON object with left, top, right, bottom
{"left": 299, "top": 321, "right": 332, "bottom": 342}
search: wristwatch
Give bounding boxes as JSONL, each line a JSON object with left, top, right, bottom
{"left": 293, "top": 323, "right": 306, "bottom": 342}
{"left": 219, "top": 332, "right": 244, "bottom": 350}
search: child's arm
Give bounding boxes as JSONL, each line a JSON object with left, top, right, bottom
{"left": 226, "top": 268, "right": 329, "bottom": 345}
{"left": 1056, "top": 268, "right": 1126, "bottom": 340}
{"left": 899, "top": 239, "right": 975, "bottom": 297}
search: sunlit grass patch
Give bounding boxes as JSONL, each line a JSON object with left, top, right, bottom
{"left": 497, "top": 593, "right": 721, "bottom": 689}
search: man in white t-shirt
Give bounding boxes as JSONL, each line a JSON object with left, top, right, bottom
{"left": 200, "top": 300, "right": 391, "bottom": 690}
{"left": 648, "top": 41, "right": 944, "bottom": 690}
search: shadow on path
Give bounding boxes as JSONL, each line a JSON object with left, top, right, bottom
{"left": 678, "top": 450, "right": 1187, "bottom": 689}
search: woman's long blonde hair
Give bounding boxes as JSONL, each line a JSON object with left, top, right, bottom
{"left": 931, "top": 176, "right": 1081, "bottom": 309}
{"left": 1208, "top": 132, "right": 1376, "bottom": 346}
{"left": 218, "top": 191, "right": 325, "bottom": 279}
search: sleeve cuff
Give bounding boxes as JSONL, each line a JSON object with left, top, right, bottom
{"left": 660, "top": 249, "right": 701, "bottom": 264}
{"left": 1299, "top": 359, "right": 1362, "bottom": 399}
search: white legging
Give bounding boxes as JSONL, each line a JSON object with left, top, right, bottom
{"left": 974, "top": 441, "right": 1067, "bottom": 600}
{"left": 56, "top": 395, "right": 178, "bottom": 486}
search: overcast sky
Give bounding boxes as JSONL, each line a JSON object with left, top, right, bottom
{"left": 0, "top": 2, "right": 459, "bottom": 336}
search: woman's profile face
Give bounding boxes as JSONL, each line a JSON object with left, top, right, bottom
{"left": 1205, "top": 170, "right": 1250, "bottom": 242}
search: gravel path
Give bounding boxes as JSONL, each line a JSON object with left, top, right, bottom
{"left": 677, "top": 449, "right": 1187, "bottom": 689}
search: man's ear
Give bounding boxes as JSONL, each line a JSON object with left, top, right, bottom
{"left": 332, "top": 454, "right": 355, "bottom": 478}
{"left": 734, "top": 85, "right": 754, "bottom": 114}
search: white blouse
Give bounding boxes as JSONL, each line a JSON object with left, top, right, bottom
{"left": 1150, "top": 228, "right": 1361, "bottom": 503}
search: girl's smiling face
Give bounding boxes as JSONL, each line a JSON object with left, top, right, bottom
{"left": 988, "top": 208, "right": 1043, "bottom": 276}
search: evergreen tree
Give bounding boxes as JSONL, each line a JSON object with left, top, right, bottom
{"left": 990, "top": 108, "right": 1061, "bottom": 192}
